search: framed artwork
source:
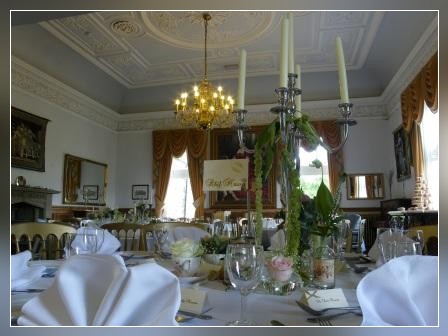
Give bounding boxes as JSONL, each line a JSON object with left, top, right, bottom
{"left": 83, "top": 185, "right": 99, "bottom": 201}
{"left": 132, "top": 184, "right": 149, "bottom": 200}
{"left": 209, "top": 126, "right": 277, "bottom": 209}
{"left": 11, "top": 107, "right": 49, "bottom": 171}
{"left": 393, "top": 126, "right": 412, "bottom": 182}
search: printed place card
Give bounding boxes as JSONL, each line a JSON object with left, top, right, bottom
{"left": 303, "top": 288, "right": 349, "bottom": 311}
{"left": 180, "top": 287, "right": 210, "bottom": 315}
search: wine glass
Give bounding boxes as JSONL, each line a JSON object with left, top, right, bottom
{"left": 225, "top": 244, "right": 264, "bottom": 326}
{"left": 153, "top": 228, "right": 169, "bottom": 258}
{"left": 64, "top": 233, "right": 98, "bottom": 258}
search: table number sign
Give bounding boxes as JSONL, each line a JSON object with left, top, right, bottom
{"left": 303, "top": 288, "right": 349, "bottom": 311}
{"left": 180, "top": 287, "right": 210, "bottom": 314}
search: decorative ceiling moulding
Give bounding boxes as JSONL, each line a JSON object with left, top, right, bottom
{"left": 39, "top": 11, "right": 382, "bottom": 89}
{"left": 140, "top": 11, "right": 277, "bottom": 50}
{"left": 11, "top": 57, "right": 120, "bottom": 131}
{"left": 381, "top": 16, "right": 438, "bottom": 117}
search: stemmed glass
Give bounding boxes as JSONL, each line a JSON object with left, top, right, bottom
{"left": 64, "top": 233, "right": 98, "bottom": 258}
{"left": 153, "top": 228, "right": 169, "bottom": 258}
{"left": 334, "top": 220, "right": 350, "bottom": 259}
{"left": 225, "top": 244, "right": 264, "bottom": 326}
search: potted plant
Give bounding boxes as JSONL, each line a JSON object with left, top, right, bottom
{"left": 171, "top": 238, "right": 204, "bottom": 276}
{"left": 200, "top": 235, "right": 230, "bottom": 265}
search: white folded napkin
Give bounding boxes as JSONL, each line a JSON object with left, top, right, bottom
{"left": 269, "top": 229, "right": 286, "bottom": 251}
{"left": 18, "top": 254, "right": 181, "bottom": 326}
{"left": 173, "top": 226, "right": 210, "bottom": 242}
{"left": 11, "top": 251, "right": 45, "bottom": 290}
{"left": 357, "top": 255, "right": 437, "bottom": 326}
{"left": 75, "top": 227, "right": 121, "bottom": 254}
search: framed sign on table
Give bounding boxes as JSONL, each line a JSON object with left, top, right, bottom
{"left": 11, "top": 107, "right": 49, "bottom": 172}
{"left": 209, "top": 126, "right": 276, "bottom": 209}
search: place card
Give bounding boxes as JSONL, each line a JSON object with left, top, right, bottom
{"left": 180, "top": 287, "right": 210, "bottom": 315}
{"left": 303, "top": 288, "right": 349, "bottom": 311}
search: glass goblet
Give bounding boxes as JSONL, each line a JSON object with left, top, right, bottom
{"left": 225, "top": 244, "right": 264, "bottom": 326}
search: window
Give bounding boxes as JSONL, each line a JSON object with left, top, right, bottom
{"left": 299, "top": 145, "right": 330, "bottom": 197}
{"left": 420, "top": 105, "right": 439, "bottom": 209}
{"left": 163, "top": 151, "right": 195, "bottom": 219}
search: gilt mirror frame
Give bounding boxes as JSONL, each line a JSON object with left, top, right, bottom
{"left": 63, "top": 154, "right": 107, "bottom": 206}
{"left": 346, "top": 173, "right": 385, "bottom": 200}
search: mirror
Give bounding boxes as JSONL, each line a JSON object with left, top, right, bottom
{"left": 346, "top": 173, "right": 384, "bottom": 200}
{"left": 63, "top": 154, "right": 107, "bottom": 205}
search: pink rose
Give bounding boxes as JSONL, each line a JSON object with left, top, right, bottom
{"left": 267, "top": 256, "right": 293, "bottom": 282}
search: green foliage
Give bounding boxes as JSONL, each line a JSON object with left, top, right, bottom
{"left": 200, "top": 235, "right": 230, "bottom": 254}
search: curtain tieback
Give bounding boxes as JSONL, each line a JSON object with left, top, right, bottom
{"left": 193, "top": 194, "right": 205, "bottom": 208}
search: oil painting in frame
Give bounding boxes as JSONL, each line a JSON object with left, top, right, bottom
{"left": 11, "top": 107, "right": 49, "bottom": 172}
{"left": 209, "top": 126, "right": 276, "bottom": 209}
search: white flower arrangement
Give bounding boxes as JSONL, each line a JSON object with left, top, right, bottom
{"left": 171, "top": 238, "right": 204, "bottom": 258}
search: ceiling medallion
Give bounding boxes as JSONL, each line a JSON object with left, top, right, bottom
{"left": 110, "top": 19, "right": 142, "bottom": 36}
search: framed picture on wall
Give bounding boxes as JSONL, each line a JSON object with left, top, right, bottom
{"left": 393, "top": 126, "right": 412, "bottom": 182}
{"left": 209, "top": 126, "right": 277, "bottom": 209}
{"left": 11, "top": 107, "right": 50, "bottom": 172}
{"left": 132, "top": 184, "right": 149, "bottom": 200}
{"left": 83, "top": 185, "right": 99, "bottom": 201}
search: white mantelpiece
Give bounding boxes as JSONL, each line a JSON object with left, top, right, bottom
{"left": 11, "top": 185, "right": 60, "bottom": 220}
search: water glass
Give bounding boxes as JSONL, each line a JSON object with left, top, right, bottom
{"left": 64, "top": 233, "right": 98, "bottom": 258}
{"left": 225, "top": 244, "right": 264, "bottom": 326}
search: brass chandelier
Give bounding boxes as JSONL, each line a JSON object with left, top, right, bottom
{"left": 174, "top": 13, "right": 235, "bottom": 130}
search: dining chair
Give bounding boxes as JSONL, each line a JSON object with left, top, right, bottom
{"left": 11, "top": 222, "right": 77, "bottom": 259}
{"left": 101, "top": 223, "right": 152, "bottom": 251}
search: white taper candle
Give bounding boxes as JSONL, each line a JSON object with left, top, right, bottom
{"left": 288, "top": 12, "right": 295, "bottom": 74}
{"left": 279, "top": 17, "right": 289, "bottom": 88}
{"left": 335, "top": 36, "right": 349, "bottom": 104}
{"left": 237, "top": 49, "right": 247, "bottom": 110}
{"left": 294, "top": 64, "right": 301, "bottom": 116}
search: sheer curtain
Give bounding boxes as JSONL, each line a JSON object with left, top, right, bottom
{"left": 420, "top": 105, "right": 439, "bottom": 209}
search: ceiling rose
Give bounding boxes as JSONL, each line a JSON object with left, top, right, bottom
{"left": 141, "top": 11, "right": 276, "bottom": 49}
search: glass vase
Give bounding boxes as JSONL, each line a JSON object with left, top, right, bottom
{"left": 310, "top": 235, "right": 335, "bottom": 289}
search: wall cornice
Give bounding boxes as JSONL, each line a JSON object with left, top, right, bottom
{"left": 11, "top": 12, "right": 437, "bottom": 133}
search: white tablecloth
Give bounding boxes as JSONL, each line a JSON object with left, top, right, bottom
{"left": 12, "top": 257, "right": 364, "bottom": 326}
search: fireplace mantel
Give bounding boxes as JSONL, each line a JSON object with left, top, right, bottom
{"left": 11, "top": 185, "right": 60, "bottom": 220}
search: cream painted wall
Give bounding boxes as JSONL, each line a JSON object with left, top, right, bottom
{"left": 115, "top": 131, "right": 153, "bottom": 208}
{"left": 11, "top": 87, "right": 118, "bottom": 206}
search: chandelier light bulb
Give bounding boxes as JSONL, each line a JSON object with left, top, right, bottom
{"left": 193, "top": 85, "right": 198, "bottom": 91}
{"left": 218, "top": 86, "right": 223, "bottom": 92}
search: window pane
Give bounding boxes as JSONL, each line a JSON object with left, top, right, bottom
{"left": 299, "top": 145, "right": 329, "bottom": 197}
{"left": 163, "top": 151, "right": 195, "bottom": 219}
{"left": 421, "top": 106, "right": 439, "bottom": 209}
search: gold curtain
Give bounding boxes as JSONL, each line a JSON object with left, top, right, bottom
{"left": 152, "top": 129, "right": 207, "bottom": 218}
{"left": 187, "top": 129, "right": 208, "bottom": 218}
{"left": 365, "top": 175, "right": 374, "bottom": 198}
{"left": 400, "top": 53, "right": 438, "bottom": 178}
{"left": 312, "top": 120, "right": 344, "bottom": 194}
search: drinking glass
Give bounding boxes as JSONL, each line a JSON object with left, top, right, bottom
{"left": 334, "top": 220, "right": 350, "bottom": 259}
{"left": 64, "top": 233, "right": 98, "bottom": 258}
{"left": 153, "top": 228, "right": 169, "bottom": 257}
{"left": 396, "top": 241, "right": 421, "bottom": 257}
{"left": 225, "top": 244, "right": 264, "bottom": 326}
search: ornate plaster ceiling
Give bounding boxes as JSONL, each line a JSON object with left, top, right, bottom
{"left": 39, "top": 11, "right": 383, "bottom": 89}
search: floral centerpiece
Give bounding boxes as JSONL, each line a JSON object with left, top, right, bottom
{"left": 200, "top": 235, "right": 230, "bottom": 266}
{"left": 171, "top": 238, "right": 204, "bottom": 277}
{"left": 266, "top": 255, "right": 293, "bottom": 282}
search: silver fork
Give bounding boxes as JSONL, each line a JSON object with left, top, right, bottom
{"left": 318, "top": 318, "right": 332, "bottom": 326}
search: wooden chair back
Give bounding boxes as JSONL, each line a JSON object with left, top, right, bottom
{"left": 101, "top": 223, "right": 152, "bottom": 251}
{"left": 11, "top": 222, "right": 77, "bottom": 259}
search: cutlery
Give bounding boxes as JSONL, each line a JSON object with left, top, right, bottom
{"left": 317, "top": 318, "right": 332, "bottom": 326}
{"left": 177, "top": 308, "right": 213, "bottom": 320}
{"left": 307, "top": 310, "right": 363, "bottom": 323}
{"left": 11, "top": 288, "right": 45, "bottom": 294}
{"left": 270, "top": 320, "right": 286, "bottom": 326}
{"left": 296, "top": 300, "right": 360, "bottom": 316}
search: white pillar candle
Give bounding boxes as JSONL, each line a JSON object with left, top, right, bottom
{"left": 335, "top": 36, "right": 349, "bottom": 104}
{"left": 279, "top": 17, "right": 289, "bottom": 88}
{"left": 237, "top": 49, "right": 247, "bottom": 110}
{"left": 294, "top": 64, "right": 302, "bottom": 116}
{"left": 288, "top": 12, "right": 295, "bottom": 74}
